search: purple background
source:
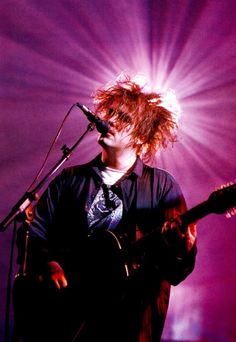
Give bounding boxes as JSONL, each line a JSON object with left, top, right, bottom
{"left": 1, "top": 1, "right": 236, "bottom": 341}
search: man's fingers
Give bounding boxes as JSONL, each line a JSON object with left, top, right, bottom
{"left": 59, "top": 276, "right": 68, "bottom": 288}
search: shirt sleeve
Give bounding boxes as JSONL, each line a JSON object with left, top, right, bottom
{"left": 154, "top": 172, "right": 197, "bottom": 285}
{"left": 16, "top": 170, "right": 68, "bottom": 274}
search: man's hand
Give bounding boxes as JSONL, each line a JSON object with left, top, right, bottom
{"left": 162, "top": 216, "right": 197, "bottom": 256}
{"left": 46, "top": 261, "right": 68, "bottom": 289}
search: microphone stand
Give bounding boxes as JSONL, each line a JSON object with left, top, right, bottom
{"left": 0, "top": 122, "right": 95, "bottom": 342}
{"left": 0, "top": 122, "right": 95, "bottom": 232}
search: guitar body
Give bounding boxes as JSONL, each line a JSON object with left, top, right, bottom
{"left": 12, "top": 230, "right": 136, "bottom": 341}
{"left": 82, "top": 229, "right": 130, "bottom": 286}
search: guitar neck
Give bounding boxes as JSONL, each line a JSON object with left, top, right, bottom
{"left": 132, "top": 182, "right": 236, "bottom": 253}
{"left": 132, "top": 199, "right": 212, "bottom": 253}
{"left": 179, "top": 199, "right": 211, "bottom": 232}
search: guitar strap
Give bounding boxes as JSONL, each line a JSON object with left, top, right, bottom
{"left": 135, "top": 164, "right": 154, "bottom": 234}
{"left": 112, "top": 164, "right": 152, "bottom": 242}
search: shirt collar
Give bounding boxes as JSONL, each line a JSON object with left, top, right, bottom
{"left": 90, "top": 153, "right": 144, "bottom": 179}
{"left": 131, "top": 156, "right": 143, "bottom": 177}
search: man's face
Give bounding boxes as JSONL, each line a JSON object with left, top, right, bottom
{"left": 97, "top": 117, "right": 134, "bottom": 152}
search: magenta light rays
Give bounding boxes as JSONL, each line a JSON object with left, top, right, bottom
{"left": 1, "top": 1, "right": 236, "bottom": 341}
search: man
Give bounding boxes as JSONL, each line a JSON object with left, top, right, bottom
{"left": 14, "top": 75, "right": 197, "bottom": 342}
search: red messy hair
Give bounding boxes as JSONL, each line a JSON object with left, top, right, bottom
{"left": 93, "top": 75, "right": 179, "bottom": 162}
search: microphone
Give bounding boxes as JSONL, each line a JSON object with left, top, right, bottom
{"left": 76, "top": 103, "right": 110, "bottom": 134}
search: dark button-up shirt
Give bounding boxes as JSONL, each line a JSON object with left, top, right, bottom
{"left": 17, "top": 154, "right": 196, "bottom": 342}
